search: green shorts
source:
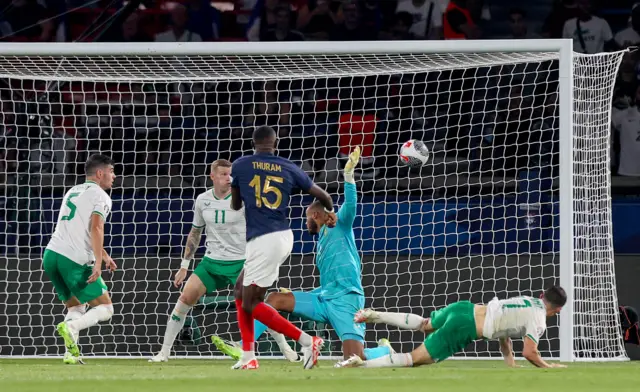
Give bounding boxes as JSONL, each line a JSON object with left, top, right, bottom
{"left": 42, "top": 249, "right": 108, "bottom": 304}
{"left": 424, "top": 301, "right": 478, "bottom": 363}
{"left": 193, "top": 257, "right": 244, "bottom": 295}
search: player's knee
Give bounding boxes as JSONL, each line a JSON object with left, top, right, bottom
{"left": 233, "top": 280, "right": 243, "bottom": 300}
{"left": 92, "top": 303, "right": 114, "bottom": 322}
{"left": 104, "top": 303, "right": 114, "bottom": 318}
{"left": 342, "top": 338, "right": 365, "bottom": 360}
{"left": 234, "top": 286, "right": 242, "bottom": 300}
{"left": 411, "top": 344, "right": 435, "bottom": 367}
{"left": 241, "top": 300, "right": 256, "bottom": 314}
{"left": 265, "top": 292, "right": 288, "bottom": 311}
{"left": 179, "top": 292, "right": 198, "bottom": 307}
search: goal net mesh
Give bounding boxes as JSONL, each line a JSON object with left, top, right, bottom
{"left": 0, "top": 48, "right": 626, "bottom": 360}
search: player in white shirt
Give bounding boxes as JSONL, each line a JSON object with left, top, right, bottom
{"left": 336, "top": 286, "right": 568, "bottom": 369}
{"left": 562, "top": 0, "right": 613, "bottom": 54}
{"left": 151, "top": 159, "right": 298, "bottom": 362}
{"left": 43, "top": 154, "right": 117, "bottom": 364}
{"left": 612, "top": 85, "right": 640, "bottom": 177}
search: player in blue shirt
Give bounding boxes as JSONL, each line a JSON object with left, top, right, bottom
{"left": 230, "top": 125, "right": 336, "bottom": 370}
{"left": 214, "top": 147, "right": 393, "bottom": 362}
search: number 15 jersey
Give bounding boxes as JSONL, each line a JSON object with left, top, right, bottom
{"left": 231, "top": 152, "right": 313, "bottom": 242}
{"left": 46, "top": 181, "right": 113, "bottom": 265}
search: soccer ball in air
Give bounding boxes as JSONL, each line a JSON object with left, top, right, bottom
{"left": 399, "top": 140, "right": 430, "bottom": 168}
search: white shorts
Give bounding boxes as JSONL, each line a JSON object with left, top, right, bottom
{"left": 243, "top": 229, "right": 294, "bottom": 288}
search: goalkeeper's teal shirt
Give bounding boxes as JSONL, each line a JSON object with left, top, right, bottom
{"left": 315, "top": 181, "right": 364, "bottom": 299}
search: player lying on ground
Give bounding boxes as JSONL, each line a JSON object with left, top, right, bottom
{"left": 150, "top": 160, "right": 295, "bottom": 361}
{"left": 214, "top": 147, "right": 393, "bottom": 362}
{"left": 229, "top": 125, "right": 337, "bottom": 369}
{"left": 336, "top": 286, "right": 569, "bottom": 369}
{"left": 43, "top": 154, "right": 118, "bottom": 364}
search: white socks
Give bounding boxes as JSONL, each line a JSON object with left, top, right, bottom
{"left": 160, "top": 301, "right": 192, "bottom": 356}
{"left": 65, "top": 305, "right": 86, "bottom": 347}
{"left": 374, "top": 311, "right": 425, "bottom": 331}
{"left": 65, "top": 305, "right": 86, "bottom": 323}
{"left": 268, "top": 329, "right": 297, "bottom": 356}
{"left": 363, "top": 353, "right": 413, "bottom": 368}
{"left": 297, "top": 331, "right": 312, "bottom": 347}
{"left": 67, "top": 304, "right": 113, "bottom": 332}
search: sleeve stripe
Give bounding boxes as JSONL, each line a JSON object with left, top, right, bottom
{"left": 91, "top": 211, "right": 105, "bottom": 219}
{"left": 525, "top": 334, "right": 538, "bottom": 344}
{"left": 192, "top": 224, "right": 205, "bottom": 228}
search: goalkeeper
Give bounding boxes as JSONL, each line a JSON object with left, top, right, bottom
{"left": 214, "top": 147, "right": 393, "bottom": 361}
{"left": 336, "top": 286, "right": 569, "bottom": 369}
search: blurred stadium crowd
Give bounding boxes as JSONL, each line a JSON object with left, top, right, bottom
{"left": 0, "top": 0, "right": 638, "bottom": 195}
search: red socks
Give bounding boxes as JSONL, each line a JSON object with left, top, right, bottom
{"left": 252, "top": 302, "right": 302, "bottom": 341}
{"left": 235, "top": 299, "right": 255, "bottom": 351}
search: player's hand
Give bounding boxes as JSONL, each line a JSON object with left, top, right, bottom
{"left": 86, "top": 264, "right": 102, "bottom": 283}
{"left": 104, "top": 254, "right": 117, "bottom": 273}
{"left": 325, "top": 211, "right": 338, "bottom": 228}
{"left": 549, "top": 363, "right": 567, "bottom": 368}
{"left": 174, "top": 268, "right": 188, "bottom": 288}
{"left": 344, "top": 146, "right": 361, "bottom": 175}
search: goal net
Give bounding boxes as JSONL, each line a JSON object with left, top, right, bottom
{"left": 0, "top": 41, "right": 627, "bottom": 361}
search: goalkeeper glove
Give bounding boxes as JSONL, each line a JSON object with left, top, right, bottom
{"left": 344, "top": 146, "right": 361, "bottom": 183}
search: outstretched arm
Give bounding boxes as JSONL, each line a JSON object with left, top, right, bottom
{"left": 337, "top": 146, "right": 360, "bottom": 227}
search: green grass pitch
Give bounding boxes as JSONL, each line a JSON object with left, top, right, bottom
{"left": 0, "top": 359, "right": 640, "bottom": 392}
{"left": 1, "top": 359, "right": 638, "bottom": 392}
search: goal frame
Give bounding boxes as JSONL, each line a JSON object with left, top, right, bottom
{"left": 0, "top": 39, "right": 581, "bottom": 361}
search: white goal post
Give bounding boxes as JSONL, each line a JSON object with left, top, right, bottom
{"left": 0, "top": 40, "right": 627, "bottom": 362}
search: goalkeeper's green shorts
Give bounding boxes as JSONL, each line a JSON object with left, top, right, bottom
{"left": 42, "top": 249, "right": 108, "bottom": 303}
{"left": 193, "top": 257, "right": 244, "bottom": 295}
{"left": 423, "top": 301, "right": 478, "bottom": 363}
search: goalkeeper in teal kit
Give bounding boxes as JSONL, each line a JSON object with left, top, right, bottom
{"left": 213, "top": 147, "right": 392, "bottom": 361}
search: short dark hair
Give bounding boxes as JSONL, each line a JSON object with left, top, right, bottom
{"left": 252, "top": 125, "right": 276, "bottom": 144}
{"left": 85, "top": 154, "right": 114, "bottom": 176}
{"left": 543, "top": 286, "right": 567, "bottom": 308}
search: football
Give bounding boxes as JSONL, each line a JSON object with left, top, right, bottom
{"left": 399, "top": 139, "right": 430, "bottom": 168}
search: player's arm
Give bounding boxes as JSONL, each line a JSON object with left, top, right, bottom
{"left": 174, "top": 226, "right": 203, "bottom": 287}
{"left": 307, "top": 185, "right": 333, "bottom": 212}
{"left": 102, "top": 249, "right": 117, "bottom": 271}
{"left": 499, "top": 337, "right": 518, "bottom": 368}
{"left": 231, "top": 186, "right": 242, "bottom": 211}
{"left": 337, "top": 146, "right": 360, "bottom": 226}
{"left": 183, "top": 226, "right": 204, "bottom": 264}
{"left": 175, "top": 198, "right": 206, "bottom": 286}
{"left": 87, "top": 214, "right": 105, "bottom": 283}
{"left": 522, "top": 336, "right": 566, "bottom": 368}
{"left": 522, "top": 336, "right": 550, "bottom": 368}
